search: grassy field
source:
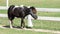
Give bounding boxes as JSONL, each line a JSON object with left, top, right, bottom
{"left": 0, "top": 17, "right": 60, "bottom": 31}
{"left": 0, "top": 10, "right": 7, "bottom": 14}
{"left": 0, "top": 0, "right": 60, "bottom": 34}
{"left": 37, "top": 11, "right": 60, "bottom": 17}
{"left": 0, "top": 10, "right": 60, "bottom": 31}
{"left": 0, "top": 0, "right": 60, "bottom": 8}
{"left": 0, "top": 28, "right": 54, "bottom": 34}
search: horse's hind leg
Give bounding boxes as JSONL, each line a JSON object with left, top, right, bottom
{"left": 9, "top": 20, "right": 13, "bottom": 28}
{"left": 8, "top": 17, "right": 14, "bottom": 28}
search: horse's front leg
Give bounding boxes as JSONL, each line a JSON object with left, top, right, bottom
{"left": 21, "top": 18, "right": 25, "bottom": 28}
{"left": 9, "top": 20, "right": 13, "bottom": 28}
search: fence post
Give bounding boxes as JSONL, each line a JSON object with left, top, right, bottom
{"left": 6, "top": 0, "right": 8, "bottom": 8}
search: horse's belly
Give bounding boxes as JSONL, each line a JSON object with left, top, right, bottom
{"left": 15, "top": 15, "right": 23, "bottom": 18}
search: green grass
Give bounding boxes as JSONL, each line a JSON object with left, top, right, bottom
{"left": 0, "top": 28, "right": 54, "bottom": 34}
{"left": 37, "top": 11, "right": 60, "bottom": 17}
{"left": 0, "top": 0, "right": 6, "bottom": 6}
{"left": 0, "top": 0, "right": 60, "bottom": 8}
{"left": 0, "top": 0, "right": 60, "bottom": 34}
{"left": 0, "top": 17, "right": 60, "bottom": 31}
{"left": 33, "top": 20, "right": 60, "bottom": 31}
{"left": 0, "top": 10, "right": 7, "bottom": 14}
{"left": 0, "top": 17, "right": 55, "bottom": 34}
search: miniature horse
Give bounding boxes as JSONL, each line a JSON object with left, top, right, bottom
{"left": 7, "top": 5, "right": 37, "bottom": 28}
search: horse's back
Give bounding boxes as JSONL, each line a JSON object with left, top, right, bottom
{"left": 8, "top": 5, "right": 30, "bottom": 18}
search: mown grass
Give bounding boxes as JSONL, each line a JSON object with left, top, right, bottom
{"left": 37, "top": 11, "right": 60, "bottom": 17}
{"left": 0, "top": 0, "right": 60, "bottom": 34}
{"left": 0, "top": 0, "right": 6, "bottom": 6}
{"left": 0, "top": 0, "right": 60, "bottom": 8}
{"left": 0, "top": 17, "right": 60, "bottom": 31}
{"left": 33, "top": 20, "right": 60, "bottom": 31}
{"left": 0, "top": 28, "right": 54, "bottom": 34}
{"left": 0, "top": 10, "right": 7, "bottom": 14}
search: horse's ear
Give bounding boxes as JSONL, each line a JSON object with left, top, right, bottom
{"left": 30, "top": 6, "right": 35, "bottom": 9}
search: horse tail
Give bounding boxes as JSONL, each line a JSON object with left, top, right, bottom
{"left": 8, "top": 5, "right": 15, "bottom": 19}
{"left": 8, "top": 5, "right": 15, "bottom": 12}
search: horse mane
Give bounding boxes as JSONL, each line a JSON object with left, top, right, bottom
{"left": 30, "top": 6, "right": 36, "bottom": 10}
{"left": 29, "top": 6, "right": 37, "bottom": 14}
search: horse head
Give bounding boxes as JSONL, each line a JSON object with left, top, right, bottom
{"left": 29, "top": 6, "right": 37, "bottom": 19}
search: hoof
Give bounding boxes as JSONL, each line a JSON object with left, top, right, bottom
{"left": 26, "top": 26, "right": 33, "bottom": 29}
{"left": 10, "top": 27, "right": 13, "bottom": 29}
{"left": 21, "top": 27, "right": 23, "bottom": 29}
{"left": 21, "top": 27, "right": 26, "bottom": 29}
{"left": 23, "top": 28, "right": 26, "bottom": 30}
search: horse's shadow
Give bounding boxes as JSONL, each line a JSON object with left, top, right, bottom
{"left": 3, "top": 25, "right": 32, "bottom": 29}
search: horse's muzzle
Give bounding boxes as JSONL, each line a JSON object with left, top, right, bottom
{"left": 33, "top": 14, "right": 37, "bottom": 19}
{"left": 30, "top": 11, "right": 37, "bottom": 19}
{"left": 31, "top": 14, "right": 37, "bottom": 19}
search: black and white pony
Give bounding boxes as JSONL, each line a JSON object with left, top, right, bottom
{"left": 7, "top": 5, "right": 37, "bottom": 28}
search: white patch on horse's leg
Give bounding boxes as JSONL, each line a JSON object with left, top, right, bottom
{"left": 9, "top": 20, "right": 13, "bottom": 28}
{"left": 27, "top": 15, "right": 33, "bottom": 27}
